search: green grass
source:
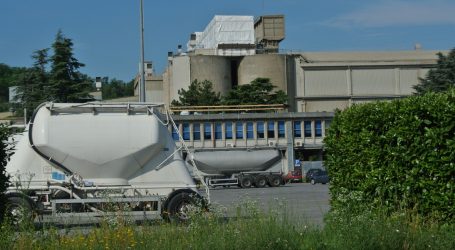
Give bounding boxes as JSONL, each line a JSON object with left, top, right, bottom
{"left": 0, "top": 202, "right": 454, "bottom": 250}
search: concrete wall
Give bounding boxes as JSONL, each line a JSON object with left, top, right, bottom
{"left": 294, "top": 51, "right": 442, "bottom": 112}
{"left": 169, "top": 56, "right": 191, "bottom": 105}
{"left": 145, "top": 76, "right": 164, "bottom": 103}
{"left": 162, "top": 50, "right": 441, "bottom": 111}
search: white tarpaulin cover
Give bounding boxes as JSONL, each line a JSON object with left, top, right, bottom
{"left": 188, "top": 15, "right": 255, "bottom": 55}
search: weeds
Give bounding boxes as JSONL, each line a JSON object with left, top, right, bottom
{"left": 0, "top": 201, "right": 454, "bottom": 250}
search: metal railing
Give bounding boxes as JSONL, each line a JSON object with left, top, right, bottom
{"left": 170, "top": 104, "right": 286, "bottom": 113}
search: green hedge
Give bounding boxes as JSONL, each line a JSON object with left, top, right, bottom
{"left": 0, "top": 124, "right": 11, "bottom": 219}
{"left": 324, "top": 90, "right": 455, "bottom": 222}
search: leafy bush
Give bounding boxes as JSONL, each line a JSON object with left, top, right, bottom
{"left": 324, "top": 90, "right": 455, "bottom": 222}
{"left": 0, "top": 124, "right": 12, "bottom": 219}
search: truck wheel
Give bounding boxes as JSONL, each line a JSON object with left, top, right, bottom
{"left": 5, "top": 196, "right": 34, "bottom": 227}
{"left": 268, "top": 175, "right": 282, "bottom": 187}
{"left": 254, "top": 175, "right": 267, "bottom": 188}
{"left": 240, "top": 176, "right": 253, "bottom": 188}
{"left": 165, "top": 192, "right": 202, "bottom": 223}
{"left": 311, "top": 179, "right": 316, "bottom": 185}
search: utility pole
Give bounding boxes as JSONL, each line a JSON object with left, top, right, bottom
{"left": 139, "top": 0, "right": 146, "bottom": 102}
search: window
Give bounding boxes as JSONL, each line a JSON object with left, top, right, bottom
{"left": 225, "top": 122, "right": 233, "bottom": 139}
{"left": 182, "top": 123, "right": 190, "bottom": 141}
{"left": 204, "top": 123, "right": 211, "bottom": 140}
{"left": 267, "top": 122, "right": 275, "bottom": 139}
{"left": 315, "top": 120, "right": 322, "bottom": 137}
{"left": 257, "top": 121, "right": 265, "bottom": 139}
{"left": 193, "top": 123, "right": 200, "bottom": 141}
{"left": 294, "top": 121, "right": 301, "bottom": 138}
{"left": 278, "top": 121, "right": 285, "bottom": 138}
{"left": 236, "top": 122, "right": 243, "bottom": 139}
{"left": 172, "top": 123, "right": 180, "bottom": 141}
{"left": 246, "top": 122, "right": 254, "bottom": 139}
{"left": 215, "top": 123, "right": 222, "bottom": 140}
{"left": 304, "top": 121, "right": 312, "bottom": 137}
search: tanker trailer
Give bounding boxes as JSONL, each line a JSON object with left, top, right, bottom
{"left": 4, "top": 102, "right": 209, "bottom": 224}
{"left": 189, "top": 147, "right": 288, "bottom": 188}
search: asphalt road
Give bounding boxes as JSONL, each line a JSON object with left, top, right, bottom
{"left": 208, "top": 182, "right": 330, "bottom": 226}
{"left": 35, "top": 182, "right": 330, "bottom": 228}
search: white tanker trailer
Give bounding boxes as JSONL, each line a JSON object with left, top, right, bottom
{"left": 4, "top": 102, "right": 209, "bottom": 224}
{"left": 189, "top": 147, "right": 288, "bottom": 188}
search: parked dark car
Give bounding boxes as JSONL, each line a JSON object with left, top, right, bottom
{"left": 304, "top": 168, "right": 324, "bottom": 182}
{"left": 309, "top": 170, "right": 329, "bottom": 185}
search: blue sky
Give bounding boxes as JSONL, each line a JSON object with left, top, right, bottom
{"left": 1, "top": 0, "right": 454, "bottom": 82}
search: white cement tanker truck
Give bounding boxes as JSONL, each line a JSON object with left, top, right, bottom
{"left": 189, "top": 147, "right": 288, "bottom": 188}
{"left": 4, "top": 102, "right": 209, "bottom": 224}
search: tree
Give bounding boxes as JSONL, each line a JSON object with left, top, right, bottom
{"left": 414, "top": 48, "right": 455, "bottom": 94}
{"left": 171, "top": 79, "right": 221, "bottom": 106}
{"left": 102, "top": 78, "right": 134, "bottom": 100}
{"left": 222, "top": 78, "right": 287, "bottom": 105}
{"left": 0, "top": 124, "right": 12, "bottom": 220}
{"left": 14, "top": 49, "right": 50, "bottom": 117}
{"left": 49, "top": 30, "right": 92, "bottom": 102}
{"left": 0, "top": 64, "right": 29, "bottom": 111}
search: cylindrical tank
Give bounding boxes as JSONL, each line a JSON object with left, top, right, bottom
{"left": 191, "top": 148, "right": 282, "bottom": 175}
{"left": 190, "top": 55, "right": 232, "bottom": 96}
{"left": 237, "top": 54, "right": 286, "bottom": 91}
{"left": 7, "top": 103, "right": 195, "bottom": 187}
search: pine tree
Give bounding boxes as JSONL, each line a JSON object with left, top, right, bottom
{"left": 222, "top": 78, "right": 288, "bottom": 105}
{"left": 414, "top": 48, "right": 455, "bottom": 94}
{"left": 49, "top": 30, "right": 92, "bottom": 102}
{"left": 171, "top": 79, "right": 221, "bottom": 106}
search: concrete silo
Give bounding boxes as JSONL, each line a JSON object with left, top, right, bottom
{"left": 190, "top": 55, "right": 232, "bottom": 96}
{"left": 237, "top": 54, "right": 287, "bottom": 92}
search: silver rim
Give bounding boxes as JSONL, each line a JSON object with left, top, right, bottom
{"left": 8, "top": 206, "right": 27, "bottom": 225}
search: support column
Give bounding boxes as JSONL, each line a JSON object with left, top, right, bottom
{"left": 285, "top": 120, "right": 294, "bottom": 173}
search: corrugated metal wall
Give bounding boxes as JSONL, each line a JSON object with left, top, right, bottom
{"left": 304, "top": 70, "right": 348, "bottom": 96}
{"left": 304, "top": 100, "right": 349, "bottom": 112}
{"left": 352, "top": 69, "right": 395, "bottom": 95}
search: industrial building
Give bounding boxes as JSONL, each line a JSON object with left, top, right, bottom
{"left": 133, "top": 15, "right": 445, "bottom": 173}
{"left": 158, "top": 15, "right": 443, "bottom": 112}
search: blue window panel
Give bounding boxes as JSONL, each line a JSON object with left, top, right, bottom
{"left": 172, "top": 123, "right": 180, "bottom": 141}
{"left": 215, "top": 123, "right": 222, "bottom": 140}
{"left": 204, "top": 123, "right": 212, "bottom": 140}
{"left": 304, "top": 121, "right": 312, "bottom": 137}
{"left": 278, "top": 121, "right": 285, "bottom": 138}
{"left": 315, "top": 120, "right": 322, "bottom": 137}
{"left": 225, "top": 122, "right": 233, "bottom": 139}
{"left": 267, "top": 122, "right": 275, "bottom": 138}
{"left": 193, "top": 123, "right": 201, "bottom": 141}
{"left": 246, "top": 122, "right": 254, "bottom": 139}
{"left": 293, "top": 121, "right": 301, "bottom": 138}
{"left": 236, "top": 122, "right": 243, "bottom": 139}
{"left": 257, "top": 121, "right": 265, "bottom": 139}
{"left": 182, "top": 123, "right": 190, "bottom": 141}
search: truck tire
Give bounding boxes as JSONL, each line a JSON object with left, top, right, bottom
{"left": 5, "top": 196, "right": 34, "bottom": 227}
{"left": 165, "top": 192, "right": 203, "bottom": 223}
{"left": 268, "top": 175, "right": 282, "bottom": 187}
{"left": 254, "top": 175, "right": 267, "bottom": 188}
{"left": 240, "top": 176, "right": 253, "bottom": 188}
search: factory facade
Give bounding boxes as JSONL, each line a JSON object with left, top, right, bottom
{"left": 134, "top": 15, "right": 444, "bottom": 172}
